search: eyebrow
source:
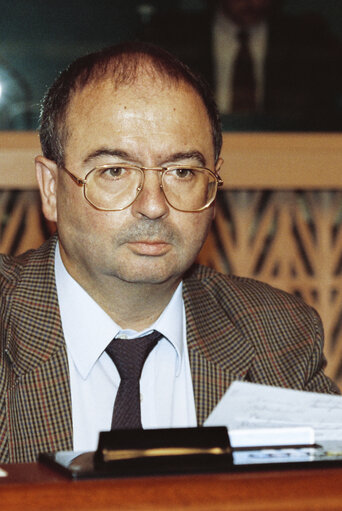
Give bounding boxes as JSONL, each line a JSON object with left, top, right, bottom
{"left": 83, "top": 148, "right": 207, "bottom": 167}
{"left": 165, "top": 151, "right": 206, "bottom": 167}
{"left": 83, "top": 148, "right": 131, "bottom": 164}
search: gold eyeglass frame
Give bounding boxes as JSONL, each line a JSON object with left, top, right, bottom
{"left": 61, "top": 163, "right": 224, "bottom": 213}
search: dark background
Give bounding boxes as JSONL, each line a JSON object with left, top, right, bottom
{"left": 0, "top": 0, "right": 341, "bottom": 131}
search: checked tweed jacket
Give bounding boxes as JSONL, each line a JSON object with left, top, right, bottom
{"left": 0, "top": 236, "right": 339, "bottom": 462}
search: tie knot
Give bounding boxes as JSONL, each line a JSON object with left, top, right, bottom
{"left": 106, "top": 330, "right": 162, "bottom": 380}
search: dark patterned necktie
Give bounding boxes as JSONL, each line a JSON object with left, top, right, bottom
{"left": 105, "top": 330, "right": 162, "bottom": 429}
{"left": 232, "top": 29, "right": 256, "bottom": 113}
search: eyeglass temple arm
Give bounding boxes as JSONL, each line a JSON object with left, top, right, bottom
{"left": 62, "top": 166, "right": 86, "bottom": 186}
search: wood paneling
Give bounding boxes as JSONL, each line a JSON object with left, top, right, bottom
{"left": 1, "top": 132, "right": 342, "bottom": 189}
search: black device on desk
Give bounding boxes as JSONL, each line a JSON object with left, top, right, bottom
{"left": 39, "top": 427, "right": 342, "bottom": 480}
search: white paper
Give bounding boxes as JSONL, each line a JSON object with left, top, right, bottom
{"left": 0, "top": 467, "right": 8, "bottom": 477}
{"left": 204, "top": 381, "right": 342, "bottom": 446}
{"left": 228, "top": 426, "right": 314, "bottom": 448}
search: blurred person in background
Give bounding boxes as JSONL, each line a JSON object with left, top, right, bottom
{"left": 143, "top": 0, "right": 342, "bottom": 128}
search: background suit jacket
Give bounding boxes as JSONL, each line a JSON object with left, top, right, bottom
{"left": 0, "top": 235, "right": 339, "bottom": 462}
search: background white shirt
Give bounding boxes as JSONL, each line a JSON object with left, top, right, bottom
{"left": 55, "top": 244, "right": 197, "bottom": 452}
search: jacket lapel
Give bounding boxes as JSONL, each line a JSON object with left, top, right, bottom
{"left": 3, "top": 236, "right": 73, "bottom": 462}
{"left": 183, "top": 268, "right": 255, "bottom": 426}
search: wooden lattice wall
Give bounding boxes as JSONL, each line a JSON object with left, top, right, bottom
{"left": 1, "top": 187, "right": 342, "bottom": 388}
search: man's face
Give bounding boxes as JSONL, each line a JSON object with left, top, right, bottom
{"left": 41, "top": 76, "right": 218, "bottom": 291}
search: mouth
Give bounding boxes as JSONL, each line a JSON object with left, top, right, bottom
{"left": 126, "top": 241, "right": 171, "bottom": 256}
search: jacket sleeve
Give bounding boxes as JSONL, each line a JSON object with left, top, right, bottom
{"left": 303, "top": 307, "right": 340, "bottom": 394}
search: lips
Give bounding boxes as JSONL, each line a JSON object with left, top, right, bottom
{"left": 126, "top": 240, "right": 171, "bottom": 256}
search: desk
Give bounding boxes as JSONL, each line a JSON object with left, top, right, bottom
{"left": 1, "top": 463, "right": 342, "bottom": 511}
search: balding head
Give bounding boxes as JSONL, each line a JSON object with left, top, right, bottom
{"left": 39, "top": 42, "right": 222, "bottom": 167}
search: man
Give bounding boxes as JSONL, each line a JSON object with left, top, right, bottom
{"left": 0, "top": 42, "right": 338, "bottom": 463}
{"left": 144, "top": 1, "right": 342, "bottom": 127}
{"left": 212, "top": 0, "right": 342, "bottom": 120}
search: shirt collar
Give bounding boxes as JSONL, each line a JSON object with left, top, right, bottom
{"left": 54, "top": 243, "right": 184, "bottom": 379}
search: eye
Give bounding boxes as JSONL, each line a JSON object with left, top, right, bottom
{"left": 170, "top": 167, "right": 196, "bottom": 179}
{"left": 97, "top": 166, "right": 129, "bottom": 180}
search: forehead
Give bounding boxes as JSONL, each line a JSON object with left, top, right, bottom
{"left": 63, "top": 75, "right": 214, "bottom": 165}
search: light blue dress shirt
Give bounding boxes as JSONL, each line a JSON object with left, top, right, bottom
{"left": 54, "top": 244, "right": 197, "bottom": 451}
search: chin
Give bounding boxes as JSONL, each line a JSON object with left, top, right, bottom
{"left": 119, "top": 272, "right": 177, "bottom": 285}
{"left": 114, "top": 261, "right": 184, "bottom": 286}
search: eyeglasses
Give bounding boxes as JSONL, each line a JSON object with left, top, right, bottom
{"left": 61, "top": 163, "right": 224, "bottom": 212}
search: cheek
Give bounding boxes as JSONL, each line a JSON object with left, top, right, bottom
{"left": 56, "top": 178, "right": 98, "bottom": 224}
{"left": 57, "top": 192, "right": 131, "bottom": 246}
{"left": 55, "top": 182, "right": 93, "bottom": 238}
{"left": 179, "top": 209, "right": 214, "bottom": 251}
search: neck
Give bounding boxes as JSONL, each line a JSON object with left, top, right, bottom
{"left": 75, "top": 272, "right": 180, "bottom": 332}
{"left": 114, "top": 282, "right": 181, "bottom": 331}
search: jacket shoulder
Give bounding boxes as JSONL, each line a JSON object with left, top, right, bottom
{"left": 0, "top": 250, "right": 35, "bottom": 289}
{"left": 184, "top": 264, "right": 318, "bottom": 322}
{"left": 187, "top": 263, "right": 301, "bottom": 300}
{"left": 0, "top": 236, "right": 57, "bottom": 295}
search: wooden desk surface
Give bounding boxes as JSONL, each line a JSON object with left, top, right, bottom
{"left": 1, "top": 462, "right": 342, "bottom": 511}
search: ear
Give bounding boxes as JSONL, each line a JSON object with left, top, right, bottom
{"left": 35, "top": 156, "right": 58, "bottom": 223}
{"left": 215, "top": 157, "right": 224, "bottom": 174}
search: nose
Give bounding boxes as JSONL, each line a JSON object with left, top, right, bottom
{"left": 131, "top": 169, "right": 169, "bottom": 219}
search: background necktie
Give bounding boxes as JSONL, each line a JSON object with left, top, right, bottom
{"left": 106, "top": 330, "right": 162, "bottom": 429}
{"left": 232, "top": 29, "right": 256, "bottom": 113}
